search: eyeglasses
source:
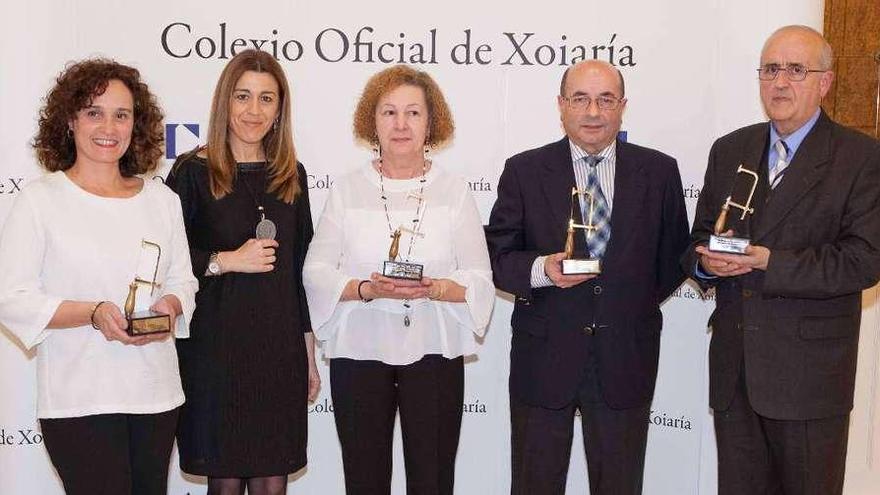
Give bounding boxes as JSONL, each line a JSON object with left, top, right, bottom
{"left": 562, "top": 94, "right": 624, "bottom": 111}
{"left": 757, "top": 63, "right": 827, "bottom": 82}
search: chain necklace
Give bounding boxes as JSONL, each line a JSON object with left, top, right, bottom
{"left": 378, "top": 159, "right": 428, "bottom": 263}
{"left": 377, "top": 158, "right": 429, "bottom": 327}
{"left": 238, "top": 160, "right": 276, "bottom": 240}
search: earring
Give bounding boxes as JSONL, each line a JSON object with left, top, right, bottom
{"left": 273, "top": 119, "right": 278, "bottom": 132}
{"left": 67, "top": 128, "right": 73, "bottom": 139}
{"left": 424, "top": 143, "right": 431, "bottom": 159}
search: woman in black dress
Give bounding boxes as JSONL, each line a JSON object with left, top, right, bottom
{"left": 166, "top": 49, "right": 319, "bottom": 495}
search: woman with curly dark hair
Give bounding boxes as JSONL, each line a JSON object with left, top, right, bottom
{"left": 303, "top": 65, "right": 494, "bottom": 494}
{"left": 0, "top": 59, "right": 197, "bottom": 495}
{"left": 165, "top": 49, "right": 319, "bottom": 495}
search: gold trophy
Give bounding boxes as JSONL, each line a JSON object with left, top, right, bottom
{"left": 562, "top": 187, "right": 601, "bottom": 275}
{"left": 124, "top": 240, "right": 171, "bottom": 335}
{"left": 709, "top": 164, "right": 760, "bottom": 254}
{"left": 382, "top": 227, "right": 425, "bottom": 280}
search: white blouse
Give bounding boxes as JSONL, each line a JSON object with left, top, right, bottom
{"left": 303, "top": 164, "right": 494, "bottom": 365}
{"left": 0, "top": 172, "right": 197, "bottom": 418}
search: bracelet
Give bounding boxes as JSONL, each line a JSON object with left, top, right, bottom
{"left": 428, "top": 280, "right": 447, "bottom": 301}
{"left": 90, "top": 301, "right": 108, "bottom": 330}
{"left": 357, "top": 280, "right": 373, "bottom": 302}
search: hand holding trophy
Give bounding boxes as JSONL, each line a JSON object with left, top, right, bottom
{"left": 124, "top": 240, "right": 171, "bottom": 335}
{"left": 562, "top": 187, "right": 602, "bottom": 275}
{"left": 708, "top": 164, "right": 759, "bottom": 254}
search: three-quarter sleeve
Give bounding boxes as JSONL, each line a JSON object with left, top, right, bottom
{"left": 160, "top": 191, "right": 198, "bottom": 339}
{"left": 444, "top": 183, "right": 495, "bottom": 336}
{"left": 302, "top": 184, "right": 354, "bottom": 339}
{"left": 294, "top": 162, "right": 314, "bottom": 334}
{"left": 0, "top": 191, "right": 63, "bottom": 349}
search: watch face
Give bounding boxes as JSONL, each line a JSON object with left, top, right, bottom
{"left": 208, "top": 261, "right": 220, "bottom": 274}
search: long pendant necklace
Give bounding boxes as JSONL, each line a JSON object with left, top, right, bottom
{"left": 239, "top": 161, "right": 277, "bottom": 240}
{"left": 378, "top": 159, "right": 428, "bottom": 327}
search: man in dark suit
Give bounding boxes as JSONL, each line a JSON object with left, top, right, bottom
{"left": 486, "top": 60, "right": 690, "bottom": 494}
{"left": 682, "top": 25, "right": 880, "bottom": 495}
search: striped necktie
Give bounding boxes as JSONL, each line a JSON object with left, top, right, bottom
{"left": 769, "top": 139, "right": 790, "bottom": 189}
{"left": 582, "top": 155, "right": 611, "bottom": 258}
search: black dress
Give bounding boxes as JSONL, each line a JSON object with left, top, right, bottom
{"left": 165, "top": 154, "right": 313, "bottom": 477}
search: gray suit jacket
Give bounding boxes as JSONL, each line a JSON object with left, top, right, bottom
{"left": 682, "top": 112, "right": 880, "bottom": 420}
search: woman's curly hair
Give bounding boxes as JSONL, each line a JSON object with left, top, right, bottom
{"left": 32, "top": 58, "right": 165, "bottom": 176}
{"left": 353, "top": 65, "right": 454, "bottom": 148}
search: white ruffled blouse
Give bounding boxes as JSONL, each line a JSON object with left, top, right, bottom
{"left": 303, "top": 164, "right": 494, "bottom": 365}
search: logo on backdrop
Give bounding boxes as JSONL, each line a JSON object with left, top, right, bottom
{"left": 0, "top": 177, "right": 24, "bottom": 195}
{"left": 164, "top": 122, "right": 334, "bottom": 190}
{"left": 683, "top": 183, "right": 701, "bottom": 201}
{"left": 308, "top": 397, "right": 489, "bottom": 414}
{"left": 683, "top": 182, "right": 701, "bottom": 211}
{"left": 0, "top": 427, "right": 43, "bottom": 446}
{"left": 647, "top": 410, "right": 693, "bottom": 431}
{"left": 468, "top": 178, "right": 493, "bottom": 193}
{"left": 670, "top": 283, "right": 715, "bottom": 302}
{"left": 308, "top": 174, "right": 333, "bottom": 190}
{"left": 160, "top": 23, "right": 637, "bottom": 68}
{"left": 309, "top": 397, "right": 334, "bottom": 414}
{"left": 463, "top": 398, "right": 488, "bottom": 414}
{"left": 166, "top": 123, "right": 201, "bottom": 160}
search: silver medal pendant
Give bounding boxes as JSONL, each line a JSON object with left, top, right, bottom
{"left": 403, "top": 300, "right": 411, "bottom": 327}
{"left": 256, "top": 213, "right": 277, "bottom": 240}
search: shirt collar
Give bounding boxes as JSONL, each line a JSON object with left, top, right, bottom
{"left": 769, "top": 109, "right": 821, "bottom": 159}
{"left": 568, "top": 139, "right": 616, "bottom": 165}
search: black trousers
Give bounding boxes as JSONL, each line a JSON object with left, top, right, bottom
{"left": 330, "top": 354, "right": 464, "bottom": 495}
{"left": 39, "top": 408, "right": 179, "bottom": 495}
{"left": 715, "top": 368, "right": 850, "bottom": 495}
{"left": 510, "top": 359, "right": 651, "bottom": 495}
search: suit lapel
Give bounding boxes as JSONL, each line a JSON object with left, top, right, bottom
{"left": 603, "top": 140, "right": 646, "bottom": 267}
{"left": 540, "top": 137, "right": 579, "bottom": 242}
{"left": 753, "top": 113, "right": 833, "bottom": 242}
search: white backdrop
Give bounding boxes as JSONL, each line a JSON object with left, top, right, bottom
{"left": 2, "top": 1, "right": 878, "bottom": 494}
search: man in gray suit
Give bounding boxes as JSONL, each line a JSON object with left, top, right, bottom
{"left": 683, "top": 25, "right": 880, "bottom": 494}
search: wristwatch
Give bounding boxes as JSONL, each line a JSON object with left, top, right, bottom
{"left": 207, "top": 252, "right": 222, "bottom": 276}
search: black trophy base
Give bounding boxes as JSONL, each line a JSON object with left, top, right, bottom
{"left": 709, "top": 234, "right": 750, "bottom": 254}
{"left": 562, "top": 258, "right": 601, "bottom": 275}
{"left": 126, "top": 311, "right": 171, "bottom": 336}
{"left": 382, "top": 260, "right": 424, "bottom": 281}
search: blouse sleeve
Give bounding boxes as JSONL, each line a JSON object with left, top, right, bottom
{"left": 444, "top": 183, "right": 495, "bottom": 336}
{"left": 294, "top": 162, "right": 314, "bottom": 334}
{"left": 0, "top": 191, "right": 63, "bottom": 349}
{"left": 302, "top": 183, "right": 354, "bottom": 339}
{"left": 165, "top": 156, "right": 211, "bottom": 277}
{"left": 159, "top": 189, "right": 198, "bottom": 339}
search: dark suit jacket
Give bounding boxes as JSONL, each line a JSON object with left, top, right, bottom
{"left": 486, "top": 137, "right": 690, "bottom": 409}
{"left": 682, "top": 111, "right": 880, "bottom": 420}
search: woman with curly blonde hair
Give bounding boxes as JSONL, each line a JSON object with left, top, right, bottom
{"left": 304, "top": 65, "right": 494, "bottom": 494}
{"left": 0, "top": 58, "right": 197, "bottom": 495}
